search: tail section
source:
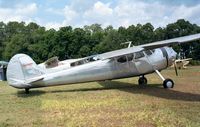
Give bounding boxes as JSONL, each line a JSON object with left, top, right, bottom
{"left": 6, "top": 54, "right": 44, "bottom": 88}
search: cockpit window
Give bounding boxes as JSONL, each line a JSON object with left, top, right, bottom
{"left": 117, "top": 56, "right": 127, "bottom": 63}
{"left": 134, "top": 52, "right": 145, "bottom": 59}
{"left": 144, "top": 50, "right": 152, "bottom": 56}
{"left": 127, "top": 54, "right": 134, "bottom": 61}
{"left": 70, "top": 55, "right": 100, "bottom": 67}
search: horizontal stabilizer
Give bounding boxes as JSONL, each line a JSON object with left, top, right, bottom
{"left": 26, "top": 76, "right": 44, "bottom": 84}
{"left": 9, "top": 76, "right": 43, "bottom": 85}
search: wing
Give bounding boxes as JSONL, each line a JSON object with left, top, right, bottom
{"left": 100, "top": 47, "right": 144, "bottom": 60}
{"left": 139, "top": 33, "right": 200, "bottom": 49}
{"left": 100, "top": 33, "right": 200, "bottom": 60}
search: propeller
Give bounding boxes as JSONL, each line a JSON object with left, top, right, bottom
{"left": 174, "top": 44, "right": 183, "bottom": 76}
{"left": 173, "top": 48, "right": 181, "bottom": 76}
{"left": 174, "top": 60, "right": 178, "bottom": 76}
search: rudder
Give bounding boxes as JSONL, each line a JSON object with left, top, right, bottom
{"left": 6, "top": 54, "right": 44, "bottom": 88}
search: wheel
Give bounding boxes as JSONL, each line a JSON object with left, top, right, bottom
{"left": 138, "top": 76, "right": 147, "bottom": 86}
{"left": 25, "top": 88, "right": 29, "bottom": 94}
{"left": 163, "top": 79, "right": 174, "bottom": 88}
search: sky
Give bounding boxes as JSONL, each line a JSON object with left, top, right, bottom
{"left": 0, "top": 0, "right": 200, "bottom": 30}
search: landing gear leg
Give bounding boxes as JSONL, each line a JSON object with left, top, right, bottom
{"left": 138, "top": 75, "right": 147, "bottom": 86}
{"left": 155, "top": 70, "right": 174, "bottom": 88}
{"left": 25, "top": 88, "right": 29, "bottom": 94}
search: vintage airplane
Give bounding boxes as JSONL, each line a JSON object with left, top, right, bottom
{"left": 6, "top": 33, "right": 200, "bottom": 93}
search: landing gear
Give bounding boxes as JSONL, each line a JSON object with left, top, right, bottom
{"left": 163, "top": 79, "right": 174, "bottom": 88}
{"left": 155, "top": 70, "right": 174, "bottom": 89}
{"left": 25, "top": 88, "right": 29, "bottom": 94}
{"left": 138, "top": 75, "right": 147, "bottom": 86}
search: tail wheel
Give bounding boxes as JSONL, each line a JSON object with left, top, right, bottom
{"left": 163, "top": 79, "right": 174, "bottom": 88}
{"left": 138, "top": 76, "right": 147, "bottom": 86}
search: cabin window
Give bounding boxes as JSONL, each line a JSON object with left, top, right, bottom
{"left": 144, "top": 50, "right": 152, "bottom": 56}
{"left": 134, "top": 52, "right": 145, "bottom": 59}
{"left": 87, "top": 57, "right": 95, "bottom": 62}
{"left": 78, "top": 61, "right": 84, "bottom": 65}
{"left": 117, "top": 56, "right": 127, "bottom": 63}
{"left": 71, "top": 62, "right": 76, "bottom": 67}
{"left": 70, "top": 55, "right": 100, "bottom": 67}
{"left": 70, "top": 60, "right": 84, "bottom": 67}
{"left": 127, "top": 54, "right": 134, "bottom": 61}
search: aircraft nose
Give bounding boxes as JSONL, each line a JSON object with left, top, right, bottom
{"left": 167, "top": 47, "right": 177, "bottom": 66}
{"left": 171, "top": 48, "right": 177, "bottom": 61}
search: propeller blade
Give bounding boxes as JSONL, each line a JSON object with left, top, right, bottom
{"left": 174, "top": 61, "right": 178, "bottom": 76}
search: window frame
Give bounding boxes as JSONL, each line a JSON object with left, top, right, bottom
{"left": 134, "top": 52, "right": 145, "bottom": 59}
{"left": 144, "top": 50, "right": 152, "bottom": 56}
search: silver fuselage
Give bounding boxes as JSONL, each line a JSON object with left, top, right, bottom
{"left": 27, "top": 47, "right": 176, "bottom": 88}
{"left": 7, "top": 33, "right": 200, "bottom": 89}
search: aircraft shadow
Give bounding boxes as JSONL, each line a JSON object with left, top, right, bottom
{"left": 16, "top": 90, "right": 46, "bottom": 98}
{"left": 98, "top": 81, "right": 200, "bottom": 102}
{"left": 16, "top": 81, "right": 200, "bottom": 101}
{"left": 50, "top": 81, "right": 200, "bottom": 102}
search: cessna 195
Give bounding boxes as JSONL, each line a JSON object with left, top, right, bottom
{"left": 6, "top": 33, "right": 200, "bottom": 93}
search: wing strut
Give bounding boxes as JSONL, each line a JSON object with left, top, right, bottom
{"left": 154, "top": 69, "right": 174, "bottom": 88}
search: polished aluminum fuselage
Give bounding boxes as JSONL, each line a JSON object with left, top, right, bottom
{"left": 31, "top": 47, "right": 176, "bottom": 88}
{"left": 7, "top": 33, "right": 200, "bottom": 89}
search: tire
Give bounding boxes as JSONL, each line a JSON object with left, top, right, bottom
{"left": 163, "top": 79, "right": 174, "bottom": 88}
{"left": 138, "top": 76, "right": 147, "bottom": 86}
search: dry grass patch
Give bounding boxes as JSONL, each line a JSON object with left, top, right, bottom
{"left": 0, "top": 66, "right": 200, "bottom": 126}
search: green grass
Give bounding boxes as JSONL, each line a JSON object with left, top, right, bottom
{"left": 0, "top": 66, "right": 200, "bottom": 127}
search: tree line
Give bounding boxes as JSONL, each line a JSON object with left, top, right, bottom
{"left": 0, "top": 19, "right": 200, "bottom": 63}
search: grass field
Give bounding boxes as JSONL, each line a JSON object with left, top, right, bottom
{"left": 0, "top": 66, "right": 200, "bottom": 127}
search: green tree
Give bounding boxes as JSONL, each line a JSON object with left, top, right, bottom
{"left": 1, "top": 20, "right": 200, "bottom": 63}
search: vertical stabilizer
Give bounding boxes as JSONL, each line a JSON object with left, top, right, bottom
{"left": 6, "top": 54, "right": 44, "bottom": 88}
